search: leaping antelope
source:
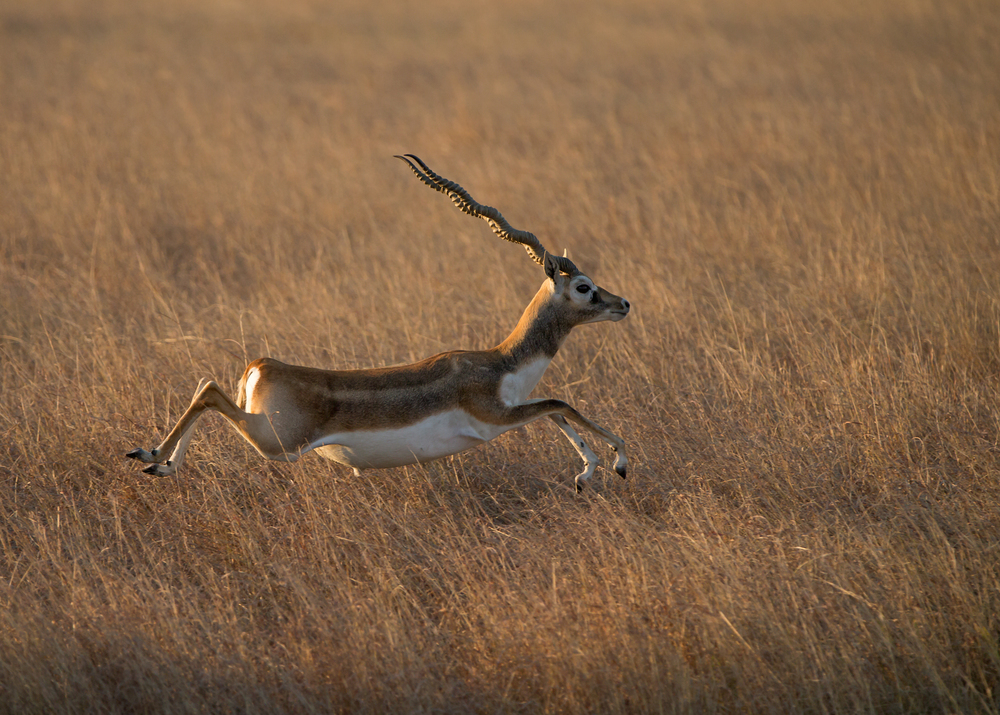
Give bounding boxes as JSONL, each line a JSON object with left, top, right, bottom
{"left": 127, "top": 155, "right": 630, "bottom": 490}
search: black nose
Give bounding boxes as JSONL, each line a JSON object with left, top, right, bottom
{"left": 621, "top": 299, "right": 630, "bottom": 311}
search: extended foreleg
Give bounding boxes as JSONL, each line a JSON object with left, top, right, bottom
{"left": 502, "top": 399, "right": 627, "bottom": 489}
{"left": 549, "top": 415, "right": 599, "bottom": 490}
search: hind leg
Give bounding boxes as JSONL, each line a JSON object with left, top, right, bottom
{"left": 134, "top": 382, "right": 214, "bottom": 477}
{"left": 127, "top": 379, "right": 294, "bottom": 476}
{"left": 127, "top": 379, "right": 211, "bottom": 470}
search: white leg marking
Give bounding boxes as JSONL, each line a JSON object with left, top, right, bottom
{"left": 611, "top": 445, "right": 628, "bottom": 478}
{"left": 550, "top": 415, "right": 598, "bottom": 488}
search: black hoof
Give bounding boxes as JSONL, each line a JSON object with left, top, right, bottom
{"left": 616, "top": 466, "right": 627, "bottom": 480}
{"left": 142, "top": 464, "right": 160, "bottom": 475}
{"left": 125, "top": 448, "right": 144, "bottom": 460}
{"left": 575, "top": 479, "right": 586, "bottom": 493}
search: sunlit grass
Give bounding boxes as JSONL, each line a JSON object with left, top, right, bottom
{"left": 1, "top": 0, "right": 999, "bottom": 711}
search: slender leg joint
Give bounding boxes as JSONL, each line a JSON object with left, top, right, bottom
{"left": 125, "top": 448, "right": 159, "bottom": 463}
{"left": 612, "top": 446, "right": 627, "bottom": 480}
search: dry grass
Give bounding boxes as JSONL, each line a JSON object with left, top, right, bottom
{"left": 2, "top": 0, "right": 1000, "bottom": 711}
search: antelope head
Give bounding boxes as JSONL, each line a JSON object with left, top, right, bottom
{"left": 394, "top": 154, "right": 630, "bottom": 330}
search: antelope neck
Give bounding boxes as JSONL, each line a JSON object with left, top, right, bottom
{"left": 495, "top": 288, "right": 573, "bottom": 365}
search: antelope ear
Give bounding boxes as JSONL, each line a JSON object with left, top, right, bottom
{"left": 544, "top": 252, "right": 559, "bottom": 281}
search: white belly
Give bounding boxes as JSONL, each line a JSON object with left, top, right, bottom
{"left": 306, "top": 408, "right": 510, "bottom": 469}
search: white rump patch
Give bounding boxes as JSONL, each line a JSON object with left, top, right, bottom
{"left": 243, "top": 367, "right": 261, "bottom": 411}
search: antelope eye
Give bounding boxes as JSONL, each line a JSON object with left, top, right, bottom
{"left": 576, "top": 284, "right": 591, "bottom": 294}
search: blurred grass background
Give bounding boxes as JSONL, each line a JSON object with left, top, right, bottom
{"left": 1, "top": 0, "right": 999, "bottom": 711}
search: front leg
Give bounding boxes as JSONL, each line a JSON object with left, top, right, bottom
{"left": 549, "top": 415, "right": 598, "bottom": 491}
{"left": 491, "top": 399, "right": 628, "bottom": 489}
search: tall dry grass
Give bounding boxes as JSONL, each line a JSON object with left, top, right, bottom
{"left": 1, "top": 0, "right": 999, "bottom": 711}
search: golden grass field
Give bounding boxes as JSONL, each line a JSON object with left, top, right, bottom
{"left": 2, "top": 0, "right": 999, "bottom": 711}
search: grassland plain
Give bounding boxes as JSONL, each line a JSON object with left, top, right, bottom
{"left": 1, "top": 0, "right": 999, "bottom": 711}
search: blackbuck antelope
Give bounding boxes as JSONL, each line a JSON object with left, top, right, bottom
{"left": 127, "top": 155, "right": 630, "bottom": 490}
